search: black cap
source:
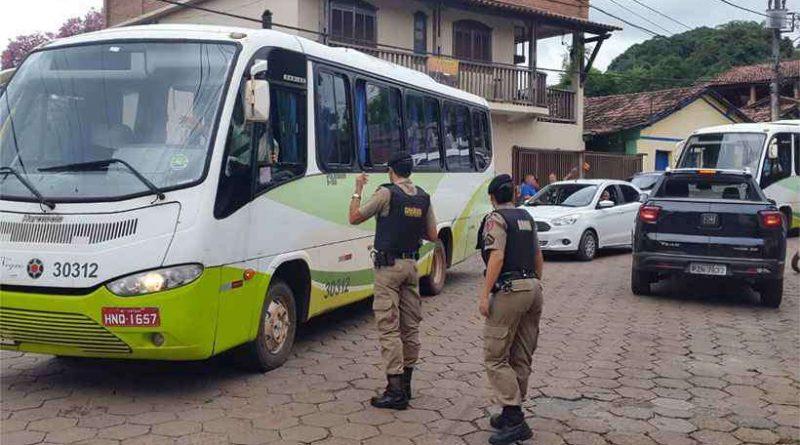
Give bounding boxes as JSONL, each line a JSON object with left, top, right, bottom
{"left": 488, "top": 174, "right": 513, "bottom": 194}
{"left": 388, "top": 151, "right": 412, "bottom": 168}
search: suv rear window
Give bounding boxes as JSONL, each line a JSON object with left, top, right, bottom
{"left": 654, "top": 175, "right": 761, "bottom": 201}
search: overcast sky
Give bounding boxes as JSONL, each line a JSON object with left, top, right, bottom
{"left": 1, "top": 0, "right": 798, "bottom": 73}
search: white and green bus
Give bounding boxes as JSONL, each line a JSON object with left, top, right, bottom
{"left": 676, "top": 122, "right": 800, "bottom": 231}
{"left": 0, "top": 25, "right": 493, "bottom": 370}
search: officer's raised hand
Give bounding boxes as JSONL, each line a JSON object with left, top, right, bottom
{"left": 355, "top": 173, "right": 369, "bottom": 193}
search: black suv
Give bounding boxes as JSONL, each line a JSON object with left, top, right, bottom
{"left": 632, "top": 169, "right": 787, "bottom": 307}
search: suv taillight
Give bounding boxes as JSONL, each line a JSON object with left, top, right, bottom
{"left": 758, "top": 210, "right": 784, "bottom": 229}
{"left": 638, "top": 205, "right": 661, "bottom": 223}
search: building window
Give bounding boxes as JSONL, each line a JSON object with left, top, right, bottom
{"left": 453, "top": 20, "right": 491, "bottom": 62}
{"left": 413, "top": 12, "right": 427, "bottom": 54}
{"left": 330, "top": 0, "right": 377, "bottom": 46}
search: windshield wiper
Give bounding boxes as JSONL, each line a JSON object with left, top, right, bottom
{"left": 39, "top": 159, "right": 165, "bottom": 201}
{"left": 0, "top": 166, "right": 55, "bottom": 210}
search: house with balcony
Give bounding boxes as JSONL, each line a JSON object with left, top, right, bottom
{"left": 105, "top": 0, "right": 619, "bottom": 175}
{"left": 709, "top": 59, "right": 800, "bottom": 122}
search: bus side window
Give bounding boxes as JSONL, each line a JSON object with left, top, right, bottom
{"left": 316, "top": 71, "right": 354, "bottom": 171}
{"left": 405, "top": 92, "right": 442, "bottom": 170}
{"left": 255, "top": 87, "right": 307, "bottom": 191}
{"left": 761, "top": 133, "right": 792, "bottom": 189}
{"left": 356, "top": 80, "right": 403, "bottom": 170}
{"left": 471, "top": 109, "right": 491, "bottom": 171}
{"left": 214, "top": 86, "right": 253, "bottom": 219}
{"left": 443, "top": 102, "right": 474, "bottom": 171}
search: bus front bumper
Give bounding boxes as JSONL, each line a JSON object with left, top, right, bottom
{"left": 0, "top": 269, "right": 221, "bottom": 360}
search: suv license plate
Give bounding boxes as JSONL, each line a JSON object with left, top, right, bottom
{"left": 689, "top": 263, "right": 727, "bottom": 276}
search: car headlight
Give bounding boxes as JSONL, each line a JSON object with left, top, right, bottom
{"left": 107, "top": 264, "right": 204, "bottom": 296}
{"left": 551, "top": 215, "right": 580, "bottom": 226}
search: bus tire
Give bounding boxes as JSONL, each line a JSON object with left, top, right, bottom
{"left": 420, "top": 240, "right": 447, "bottom": 296}
{"left": 238, "top": 279, "right": 297, "bottom": 372}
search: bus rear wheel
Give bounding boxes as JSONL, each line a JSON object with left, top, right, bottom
{"left": 237, "top": 278, "right": 297, "bottom": 372}
{"left": 420, "top": 240, "right": 447, "bottom": 296}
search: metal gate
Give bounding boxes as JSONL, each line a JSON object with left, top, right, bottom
{"left": 513, "top": 147, "right": 644, "bottom": 185}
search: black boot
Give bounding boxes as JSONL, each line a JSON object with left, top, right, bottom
{"left": 488, "top": 406, "right": 531, "bottom": 445}
{"left": 370, "top": 375, "right": 409, "bottom": 410}
{"left": 402, "top": 367, "right": 413, "bottom": 400}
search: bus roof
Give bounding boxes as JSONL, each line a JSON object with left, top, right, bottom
{"left": 40, "top": 24, "right": 489, "bottom": 108}
{"left": 692, "top": 121, "right": 800, "bottom": 135}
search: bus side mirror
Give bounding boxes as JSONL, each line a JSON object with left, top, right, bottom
{"left": 245, "top": 60, "right": 269, "bottom": 123}
{"left": 768, "top": 139, "right": 779, "bottom": 159}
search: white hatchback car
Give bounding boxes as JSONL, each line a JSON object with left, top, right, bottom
{"left": 520, "top": 179, "right": 643, "bottom": 260}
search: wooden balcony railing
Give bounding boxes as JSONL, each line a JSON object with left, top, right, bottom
{"left": 330, "top": 41, "right": 577, "bottom": 123}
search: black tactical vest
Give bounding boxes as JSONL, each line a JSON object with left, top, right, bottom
{"left": 374, "top": 184, "right": 430, "bottom": 255}
{"left": 478, "top": 208, "right": 537, "bottom": 276}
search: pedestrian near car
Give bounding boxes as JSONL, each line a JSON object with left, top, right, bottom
{"left": 476, "top": 174, "right": 544, "bottom": 445}
{"left": 348, "top": 151, "right": 438, "bottom": 410}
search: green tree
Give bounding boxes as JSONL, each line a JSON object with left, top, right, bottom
{"left": 582, "top": 21, "right": 798, "bottom": 97}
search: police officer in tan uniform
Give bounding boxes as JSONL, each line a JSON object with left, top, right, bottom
{"left": 477, "top": 174, "right": 544, "bottom": 445}
{"left": 349, "top": 152, "right": 438, "bottom": 410}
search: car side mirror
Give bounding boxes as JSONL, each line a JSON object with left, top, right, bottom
{"left": 768, "top": 139, "right": 779, "bottom": 159}
{"left": 245, "top": 60, "right": 270, "bottom": 123}
{"left": 598, "top": 200, "right": 615, "bottom": 209}
{"left": 767, "top": 198, "right": 777, "bottom": 205}
{"left": 638, "top": 192, "right": 650, "bottom": 203}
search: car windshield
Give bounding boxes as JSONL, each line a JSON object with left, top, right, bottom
{"left": 631, "top": 174, "right": 660, "bottom": 190}
{"left": 677, "top": 133, "right": 765, "bottom": 173}
{"left": 0, "top": 41, "right": 237, "bottom": 202}
{"left": 527, "top": 184, "right": 598, "bottom": 207}
{"left": 654, "top": 174, "right": 761, "bottom": 201}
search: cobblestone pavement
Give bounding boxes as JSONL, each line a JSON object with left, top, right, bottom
{"left": 2, "top": 240, "right": 799, "bottom": 445}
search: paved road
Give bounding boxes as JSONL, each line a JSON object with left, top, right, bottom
{"left": 2, "top": 241, "right": 798, "bottom": 445}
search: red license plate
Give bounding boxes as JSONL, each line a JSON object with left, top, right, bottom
{"left": 101, "top": 307, "right": 160, "bottom": 327}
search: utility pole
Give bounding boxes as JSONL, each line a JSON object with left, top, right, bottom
{"left": 766, "top": 0, "right": 788, "bottom": 121}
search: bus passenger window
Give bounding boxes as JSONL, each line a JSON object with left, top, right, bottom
{"left": 761, "top": 133, "right": 792, "bottom": 189}
{"left": 443, "top": 102, "right": 473, "bottom": 171}
{"left": 255, "top": 87, "right": 307, "bottom": 190}
{"left": 471, "top": 110, "right": 491, "bottom": 171}
{"left": 357, "top": 81, "right": 402, "bottom": 169}
{"left": 316, "top": 71, "right": 353, "bottom": 170}
{"left": 794, "top": 134, "right": 799, "bottom": 175}
{"left": 405, "top": 93, "right": 441, "bottom": 170}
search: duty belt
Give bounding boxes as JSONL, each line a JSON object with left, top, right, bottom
{"left": 493, "top": 271, "right": 535, "bottom": 293}
{"left": 373, "top": 250, "right": 419, "bottom": 268}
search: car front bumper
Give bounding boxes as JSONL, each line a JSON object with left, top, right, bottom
{"left": 537, "top": 225, "right": 581, "bottom": 252}
{"left": 633, "top": 252, "right": 784, "bottom": 280}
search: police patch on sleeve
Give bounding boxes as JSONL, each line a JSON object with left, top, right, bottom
{"left": 484, "top": 234, "right": 495, "bottom": 245}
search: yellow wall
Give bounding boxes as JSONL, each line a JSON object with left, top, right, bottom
{"left": 637, "top": 96, "right": 742, "bottom": 171}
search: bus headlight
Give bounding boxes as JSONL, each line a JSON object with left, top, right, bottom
{"left": 107, "top": 264, "right": 204, "bottom": 296}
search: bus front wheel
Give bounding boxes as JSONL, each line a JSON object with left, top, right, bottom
{"left": 238, "top": 278, "right": 297, "bottom": 372}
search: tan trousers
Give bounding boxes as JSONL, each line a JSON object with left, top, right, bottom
{"left": 373, "top": 259, "right": 422, "bottom": 375}
{"left": 483, "top": 279, "right": 544, "bottom": 406}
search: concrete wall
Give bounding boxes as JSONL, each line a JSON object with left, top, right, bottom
{"left": 492, "top": 116, "right": 585, "bottom": 175}
{"left": 637, "top": 96, "right": 742, "bottom": 171}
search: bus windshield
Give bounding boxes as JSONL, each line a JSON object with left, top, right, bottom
{"left": 0, "top": 41, "right": 237, "bottom": 202}
{"left": 678, "top": 133, "right": 766, "bottom": 173}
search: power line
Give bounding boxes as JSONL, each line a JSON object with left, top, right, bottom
{"left": 716, "top": 0, "right": 769, "bottom": 17}
{"left": 602, "top": 0, "right": 675, "bottom": 36}
{"left": 589, "top": 4, "right": 666, "bottom": 37}
{"left": 630, "top": 0, "right": 693, "bottom": 31}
